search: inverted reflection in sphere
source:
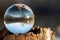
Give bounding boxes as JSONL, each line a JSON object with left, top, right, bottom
{"left": 4, "top": 4, "right": 35, "bottom": 34}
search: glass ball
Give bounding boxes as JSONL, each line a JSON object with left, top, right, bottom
{"left": 4, "top": 4, "right": 35, "bottom": 34}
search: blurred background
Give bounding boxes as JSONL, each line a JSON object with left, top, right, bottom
{"left": 0, "top": 0, "right": 60, "bottom": 40}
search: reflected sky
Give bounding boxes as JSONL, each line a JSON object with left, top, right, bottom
{"left": 5, "top": 22, "right": 34, "bottom": 34}
{"left": 5, "top": 4, "right": 33, "bottom": 18}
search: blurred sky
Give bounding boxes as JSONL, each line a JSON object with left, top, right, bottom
{"left": 0, "top": 0, "right": 60, "bottom": 35}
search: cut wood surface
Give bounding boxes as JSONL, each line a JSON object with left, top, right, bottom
{"left": 3, "top": 33, "right": 42, "bottom": 40}
{"left": 3, "top": 27, "right": 55, "bottom": 40}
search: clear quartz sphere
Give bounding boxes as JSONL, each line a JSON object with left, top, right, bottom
{"left": 4, "top": 4, "right": 35, "bottom": 34}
